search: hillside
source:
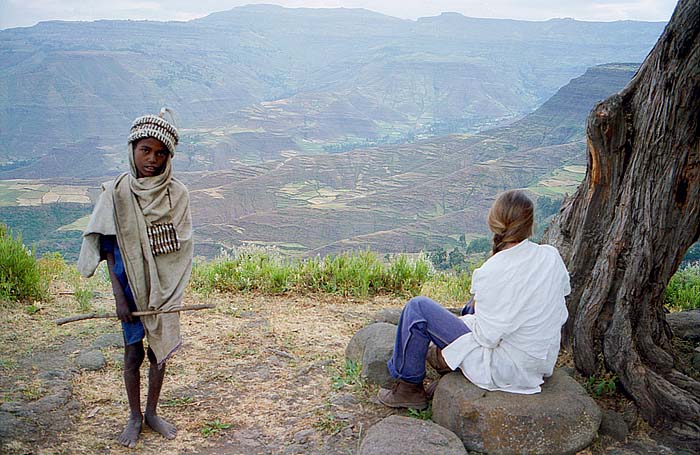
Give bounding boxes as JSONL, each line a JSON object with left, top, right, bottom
{"left": 0, "top": 5, "right": 664, "bottom": 177}
{"left": 183, "top": 63, "right": 638, "bottom": 257}
{"left": 0, "top": 63, "right": 638, "bottom": 259}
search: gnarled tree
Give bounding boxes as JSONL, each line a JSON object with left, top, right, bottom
{"left": 543, "top": 0, "right": 700, "bottom": 448}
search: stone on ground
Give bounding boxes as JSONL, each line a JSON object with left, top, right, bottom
{"left": 76, "top": 350, "right": 106, "bottom": 371}
{"left": 345, "top": 322, "right": 396, "bottom": 386}
{"left": 432, "top": 369, "right": 601, "bottom": 455}
{"left": 599, "top": 409, "right": 629, "bottom": 442}
{"left": 666, "top": 309, "right": 700, "bottom": 341}
{"left": 92, "top": 333, "right": 124, "bottom": 349}
{"left": 359, "top": 415, "right": 467, "bottom": 455}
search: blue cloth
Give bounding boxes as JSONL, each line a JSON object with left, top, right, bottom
{"left": 100, "top": 235, "right": 145, "bottom": 346}
{"left": 387, "top": 296, "right": 472, "bottom": 384}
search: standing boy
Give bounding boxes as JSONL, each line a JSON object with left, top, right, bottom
{"left": 78, "top": 109, "right": 193, "bottom": 448}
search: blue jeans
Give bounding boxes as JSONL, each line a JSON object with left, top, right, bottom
{"left": 387, "top": 296, "right": 472, "bottom": 384}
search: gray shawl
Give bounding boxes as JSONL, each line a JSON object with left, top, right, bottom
{"left": 78, "top": 146, "right": 193, "bottom": 364}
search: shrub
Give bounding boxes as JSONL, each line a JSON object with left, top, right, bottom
{"left": 0, "top": 225, "right": 47, "bottom": 302}
{"left": 191, "top": 248, "right": 434, "bottom": 299}
{"left": 665, "top": 262, "right": 700, "bottom": 311}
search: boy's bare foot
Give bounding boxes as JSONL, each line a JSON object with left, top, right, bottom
{"left": 145, "top": 413, "right": 177, "bottom": 440}
{"left": 118, "top": 415, "right": 143, "bottom": 448}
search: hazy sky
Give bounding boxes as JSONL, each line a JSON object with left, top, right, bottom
{"left": 0, "top": 0, "right": 678, "bottom": 30}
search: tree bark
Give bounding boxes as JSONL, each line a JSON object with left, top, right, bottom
{"left": 543, "top": 0, "right": 700, "bottom": 448}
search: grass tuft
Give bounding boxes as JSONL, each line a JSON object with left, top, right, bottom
{"left": 665, "top": 262, "right": 700, "bottom": 311}
{"left": 0, "top": 224, "right": 48, "bottom": 303}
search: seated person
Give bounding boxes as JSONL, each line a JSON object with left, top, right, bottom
{"left": 378, "top": 189, "right": 570, "bottom": 409}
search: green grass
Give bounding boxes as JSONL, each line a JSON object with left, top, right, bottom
{"left": 191, "top": 247, "right": 435, "bottom": 299}
{"left": 665, "top": 262, "right": 700, "bottom": 311}
{"left": 200, "top": 418, "right": 231, "bottom": 437}
{"left": 0, "top": 224, "right": 48, "bottom": 303}
{"left": 331, "top": 359, "right": 365, "bottom": 392}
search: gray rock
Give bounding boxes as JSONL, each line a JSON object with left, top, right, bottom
{"left": 374, "top": 308, "right": 402, "bottom": 325}
{"left": 346, "top": 322, "right": 395, "bottom": 363}
{"left": 76, "top": 350, "right": 106, "bottom": 371}
{"left": 92, "top": 333, "right": 124, "bottom": 349}
{"left": 600, "top": 409, "right": 628, "bottom": 441}
{"left": 359, "top": 415, "right": 467, "bottom": 455}
{"left": 691, "top": 352, "right": 700, "bottom": 370}
{"left": 330, "top": 392, "right": 359, "bottom": 407}
{"left": 603, "top": 439, "right": 677, "bottom": 454}
{"left": 666, "top": 309, "right": 700, "bottom": 341}
{"left": 346, "top": 322, "right": 396, "bottom": 386}
{"left": 293, "top": 428, "right": 315, "bottom": 444}
{"left": 432, "top": 369, "right": 601, "bottom": 455}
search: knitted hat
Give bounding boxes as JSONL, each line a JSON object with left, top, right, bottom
{"left": 128, "top": 108, "right": 179, "bottom": 155}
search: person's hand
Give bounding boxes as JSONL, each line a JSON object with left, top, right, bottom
{"left": 115, "top": 297, "right": 133, "bottom": 323}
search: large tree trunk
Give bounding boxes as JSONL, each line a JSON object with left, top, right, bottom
{"left": 543, "top": 0, "right": 700, "bottom": 448}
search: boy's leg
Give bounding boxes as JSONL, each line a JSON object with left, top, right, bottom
{"left": 144, "top": 347, "right": 177, "bottom": 440}
{"left": 387, "top": 296, "right": 471, "bottom": 384}
{"left": 119, "top": 341, "right": 145, "bottom": 448}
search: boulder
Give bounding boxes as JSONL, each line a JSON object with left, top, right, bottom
{"left": 359, "top": 415, "right": 467, "bottom": 455}
{"left": 345, "top": 322, "right": 396, "bottom": 386}
{"left": 666, "top": 309, "right": 700, "bottom": 341}
{"left": 432, "top": 369, "right": 601, "bottom": 455}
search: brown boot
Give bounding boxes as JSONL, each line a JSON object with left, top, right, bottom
{"left": 377, "top": 380, "right": 428, "bottom": 410}
{"left": 427, "top": 344, "right": 452, "bottom": 375}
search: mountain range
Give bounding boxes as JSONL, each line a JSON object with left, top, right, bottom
{"left": 0, "top": 5, "right": 664, "bottom": 177}
{"left": 0, "top": 6, "right": 660, "bottom": 258}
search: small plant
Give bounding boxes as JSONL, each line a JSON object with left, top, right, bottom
{"left": 163, "top": 396, "right": 194, "bottom": 407}
{"left": 0, "top": 225, "right": 47, "bottom": 303}
{"left": 24, "top": 303, "right": 41, "bottom": 315}
{"left": 665, "top": 262, "right": 700, "bottom": 311}
{"left": 314, "top": 412, "right": 343, "bottom": 435}
{"left": 74, "top": 286, "right": 93, "bottom": 312}
{"left": 331, "top": 359, "right": 364, "bottom": 391}
{"left": 200, "top": 418, "right": 231, "bottom": 437}
{"left": 585, "top": 374, "right": 618, "bottom": 397}
{"left": 408, "top": 405, "right": 432, "bottom": 420}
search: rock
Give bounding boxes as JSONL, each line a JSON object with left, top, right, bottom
{"left": 92, "top": 333, "right": 124, "bottom": 349}
{"left": 346, "top": 322, "right": 396, "bottom": 386}
{"left": 373, "top": 308, "right": 402, "bottom": 325}
{"left": 76, "top": 350, "right": 106, "bottom": 371}
{"left": 432, "top": 369, "right": 601, "bottom": 455}
{"left": 346, "top": 322, "right": 395, "bottom": 362}
{"left": 666, "top": 309, "right": 700, "bottom": 341}
{"left": 373, "top": 307, "right": 462, "bottom": 325}
{"left": 330, "top": 392, "right": 359, "bottom": 407}
{"left": 359, "top": 415, "right": 467, "bottom": 455}
{"left": 293, "top": 428, "right": 315, "bottom": 444}
{"left": 600, "top": 409, "right": 628, "bottom": 441}
{"left": 603, "top": 439, "right": 677, "bottom": 454}
{"left": 691, "top": 352, "right": 700, "bottom": 370}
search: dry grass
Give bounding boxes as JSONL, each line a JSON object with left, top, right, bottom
{"left": 2, "top": 278, "right": 404, "bottom": 454}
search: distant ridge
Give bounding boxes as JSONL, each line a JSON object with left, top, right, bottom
{"left": 0, "top": 6, "right": 663, "bottom": 176}
{"left": 186, "top": 63, "right": 639, "bottom": 257}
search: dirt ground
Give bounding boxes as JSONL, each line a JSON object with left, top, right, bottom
{"left": 1, "top": 287, "right": 408, "bottom": 455}
{"left": 1, "top": 281, "right": 687, "bottom": 455}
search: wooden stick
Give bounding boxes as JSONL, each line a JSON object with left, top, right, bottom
{"left": 54, "top": 304, "right": 215, "bottom": 325}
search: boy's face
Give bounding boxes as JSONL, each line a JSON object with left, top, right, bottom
{"left": 133, "top": 137, "right": 169, "bottom": 178}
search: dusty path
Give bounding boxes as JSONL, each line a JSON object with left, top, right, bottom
{"left": 1, "top": 291, "right": 406, "bottom": 454}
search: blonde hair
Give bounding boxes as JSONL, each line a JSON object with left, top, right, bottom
{"left": 487, "top": 190, "right": 534, "bottom": 255}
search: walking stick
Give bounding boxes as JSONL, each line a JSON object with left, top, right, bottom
{"left": 54, "top": 304, "right": 215, "bottom": 325}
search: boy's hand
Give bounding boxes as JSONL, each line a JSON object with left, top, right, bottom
{"left": 115, "top": 297, "right": 133, "bottom": 323}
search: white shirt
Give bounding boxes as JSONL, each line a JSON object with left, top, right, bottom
{"left": 441, "top": 239, "right": 570, "bottom": 394}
